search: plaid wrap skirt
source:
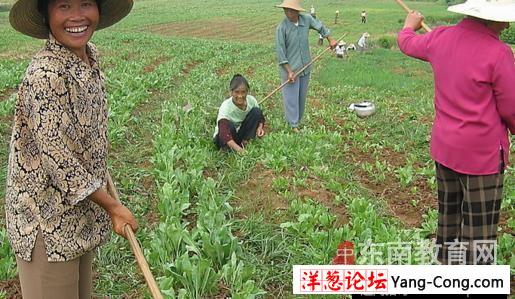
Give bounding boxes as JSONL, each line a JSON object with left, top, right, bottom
{"left": 435, "top": 160, "right": 505, "bottom": 265}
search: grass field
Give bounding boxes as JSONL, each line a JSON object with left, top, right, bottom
{"left": 0, "top": 0, "right": 513, "bottom": 298}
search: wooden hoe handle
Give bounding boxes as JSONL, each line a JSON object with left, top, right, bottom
{"left": 106, "top": 173, "right": 164, "bottom": 299}
{"left": 395, "top": 0, "right": 432, "bottom": 32}
{"left": 258, "top": 33, "right": 348, "bottom": 105}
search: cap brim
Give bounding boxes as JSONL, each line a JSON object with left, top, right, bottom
{"left": 9, "top": 0, "right": 47, "bottom": 39}
{"left": 9, "top": 0, "right": 134, "bottom": 39}
{"left": 448, "top": 2, "right": 515, "bottom": 22}
{"left": 98, "top": 0, "right": 134, "bottom": 30}
{"left": 275, "top": 4, "right": 306, "bottom": 12}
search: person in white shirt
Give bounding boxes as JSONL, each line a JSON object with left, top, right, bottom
{"left": 335, "top": 41, "right": 347, "bottom": 58}
{"left": 361, "top": 10, "right": 367, "bottom": 23}
{"left": 357, "top": 32, "right": 370, "bottom": 52}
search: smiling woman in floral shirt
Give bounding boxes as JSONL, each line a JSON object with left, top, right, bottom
{"left": 7, "top": 0, "right": 137, "bottom": 298}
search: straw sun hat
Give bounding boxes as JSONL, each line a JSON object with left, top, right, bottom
{"left": 9, "top": 0, "right": 134, "bottom": 39}
{"left": 275, "top": 0, "right": 305, "bottom": 12}
{"left": 448, "top": 0, "right": 515, "bottom": 22}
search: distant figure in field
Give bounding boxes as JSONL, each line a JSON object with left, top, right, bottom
{"left": 275, "top": 0, "right": 337, "bottom": 131}
{"left": 213, "top": 74, "right": 265, "bottom": 154}
{"left": 361, "top": 10, "right": 367, "bottom": 23}
{"left": 335, "top": 41, "right": 347, "bottom": 58}
{"left": 357, "top": 32, "right": 370, "bottom": 52}
{"left": 310, "top": 4, "right": 316, "bottom": 19}
{"left": 335, "top": 9, "right": 340, "bottom": 24}
{"left": 398, "top": 0, "right": 515, "bottom": 265}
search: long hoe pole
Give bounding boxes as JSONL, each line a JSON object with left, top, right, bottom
{"left": 258, "top": 33, "right": 347, "bottom": 105}
{"left": 394, "top": 0, "right": 432, "bottom": 32}
{"left": 106, "top": 173, "right": 164, "bottom": 299}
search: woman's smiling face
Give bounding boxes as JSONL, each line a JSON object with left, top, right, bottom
{"left": 231, "top": 84, "right": 248, "bottom": 110}
{"left": 47, "top": 0, "right": 99, "bottom": 58}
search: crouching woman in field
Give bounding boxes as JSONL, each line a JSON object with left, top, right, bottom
{"left": 213, "top": 74, "right": 266, "bottom": 154}
{"left": 6, "top": 0, "right": 138, "bottom": 298}
{"left": 398, "top": 0, "right": 515, "bottom": 265}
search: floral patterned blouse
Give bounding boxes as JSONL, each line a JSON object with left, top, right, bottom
{"left": 5, "top": 35, "right": 111, "bottom": 262}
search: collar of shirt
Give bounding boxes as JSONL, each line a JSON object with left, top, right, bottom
{"left": 285, "top": 14, "right": 308, "bottom": 28}
{"left": 457, "top": 18, "right": 499, "bottom": 39}
{"left": 45, "top": 34, "right": 101, "bottom": 89}
{"left": 229, "top": 97, "right": 249, "bottom": 112}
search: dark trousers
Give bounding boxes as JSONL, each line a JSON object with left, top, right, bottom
{"left": 214, "top": 107, "right": 263, "bottom": 149}
{"left": 435, "top": 162, "right": 504, "bottom": 265}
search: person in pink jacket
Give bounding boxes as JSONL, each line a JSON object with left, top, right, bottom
{"left": 397, "top": 0, "right": 515, "bottom": 265}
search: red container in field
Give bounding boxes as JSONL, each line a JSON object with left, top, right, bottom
{"left": 333, "top": 241, "right": 355, "bottom": 265}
